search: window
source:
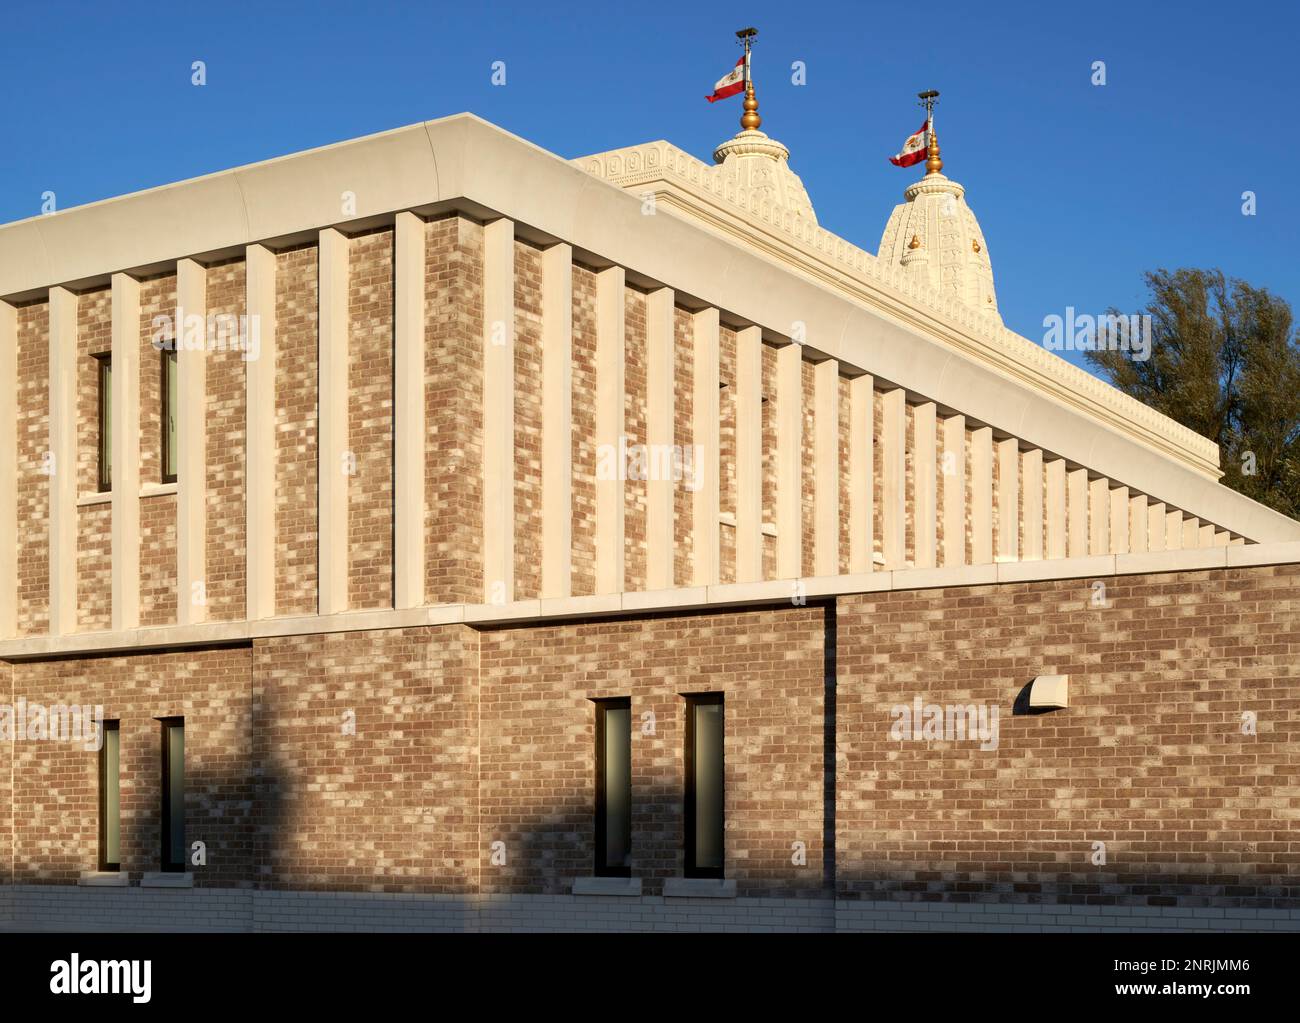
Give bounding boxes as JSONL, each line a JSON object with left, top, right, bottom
{"left": 161, "top": 347, "right": 177, "bottom": 484}
{"left": 94, "top": 353, "right": 112, "bottom": 492}
{"left": 98, "top": 720, "right": 120, "bottom": 871}
{"left": 684, "top": 693, "right": 724, "bottom": 878}
{"left": 160, "top": 718, "right": 185, "bottom": 871}
{"left": 594, "top": 698, "right": 632, "bottom": 877}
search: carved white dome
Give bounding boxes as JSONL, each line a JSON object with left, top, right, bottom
{"left": 878, "top": 171, "right": 999, "bottom": 318}
{"left": 712, "top": 129, "right": 817, "bottom": 224}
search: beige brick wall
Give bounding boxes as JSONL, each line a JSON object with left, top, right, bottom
{"left": 478, "top": 606, "right": 828, "bottom": 897}
{"left": 570, "top": 264, "right": 598, "bottom": 596}
{"left": 15, "top": 300, "right": 49, "bottom": 636}
{"left": 424, "top": 215, "right": 482, "bottom": 605}
{"left": 512, "top": 240, "right": 543, "bottom": 601}
{"left": 836, "top": 564, "right": 1300, "bottom": 908}
{"left": 274, "top": 244, "right": 319, "bottom": 616}
{"left": 205, "top": 257, "right": 248, "bottom": 621}
{"left": 347, "top": 228, "right": 394, "bottom": 611}
{"left": 252, "top": 626, "right": 478, "bottom": 893}
{"left": 622, "top": 288, "right": 647, "bottom": 591}
{"left": 10, "top": 646, "right": 253, "bottom": 886}
{"left": 76, "top": 288, "right": 112, "bottom": 631}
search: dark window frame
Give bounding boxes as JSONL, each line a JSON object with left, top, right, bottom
{"left": 93, "top": 352, "right": 111, "bottom": 492}
{"left": 98, "top": 720, "right": 120, "bottom": 872}
{"left": 593, "top": 697, "right": 632, "bottom": 878}
{"left": 160, "top": 345, "right": 177, "bottom": 485}
{"left": 159, "top": 716, "right": 185, "bottom": 872}
{"left": 683, "top": 692, "right": 725, "bottom": 879}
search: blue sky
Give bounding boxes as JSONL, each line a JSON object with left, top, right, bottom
{"left": 2, "top": 0, "right": 1295, "bottom": 375}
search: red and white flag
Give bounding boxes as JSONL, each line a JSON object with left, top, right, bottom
{"left": 706, "top": 56, "right": 745, "bottom": 103}
{"left": 889, "top": 120, "right": 930, "bottom": 167}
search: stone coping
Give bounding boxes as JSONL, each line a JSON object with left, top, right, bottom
{"left": 1, "top": 541, "right": 1295, "bottom": 662}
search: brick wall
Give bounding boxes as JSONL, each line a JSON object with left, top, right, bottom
{"left": 138, "top": 274, "right": 177, "bottom": 628}
{"left": 10, "top": 646, "right": 254, "bottom": 887}
{"left": 205, "top": 258, "right": 248, "bottom": 621}
{"left": 425, "top": 215, "right": 482, "bottom": 605}
{"left": 15, "top": 300, "right": 49, "bottom": 636}
{"left": 478, "top": 605, "right": 829, "bottom": 898}
{"left": 570, "top": 264, "right": 598, "bottom": 596}
{"left": 836, "top": 564, "right": 1300, "bottom": 910}
{"left": 347, "top": 228, "right": 394, "bottom": 611}
{"left": 252, "top": 626, "right": 478, "bottom": 893}
{"left": 274, "top": 243, "right": 319, "bottom": 616}
{"left": 512, "top": 240, "right": 543, "bottom": 600}
{"left": 76, "top": 288, "right": 112, "bottom": 631}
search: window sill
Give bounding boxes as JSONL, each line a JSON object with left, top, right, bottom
{"left": 572, "top": 876, "right": 642, "bottom": 897}
{"left": 140, "top": 872, "right": 193, "bottom": 888}
{"left": 78, "top": 871, "right": 129, "bottom": 887}
{"left": 663, "top": 878, "right": 737, "bottom": 899}
{"left": 717, "top": 512, "right": 778, "bottom": 538}
{"left": 77, "top": 483, "right": 179, "bottom": 505}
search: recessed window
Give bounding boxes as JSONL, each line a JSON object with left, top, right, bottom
{"left": 684, "top": 693, "right": 724, "bottom": 878}
{"left": 94, "top": 353, "right": 112, "bottom": 492}
{"left": 594, "top": 698, "right": 632, "bottom": 877}
{"left": 160, "top": 718, "right": 185, "bottom": 872}
{"left": 98, "top": 720, "right": 120, "bottom": 871}
{"left": 161, "top": 347, "right": 177, "bottom": 484}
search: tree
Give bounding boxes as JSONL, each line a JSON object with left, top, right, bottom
{"left": 1086, "top": 268, "right": 1300, "bottom": 521}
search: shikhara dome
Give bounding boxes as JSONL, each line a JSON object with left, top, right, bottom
{"left": 877, "top": 169, "right": 1000, "bottom": 319}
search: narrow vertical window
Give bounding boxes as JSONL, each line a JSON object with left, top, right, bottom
{"left": 160, "top": 718, "right": 185, "bottom": 871}
{"left": 98, "top": 720, "right": 120, "bottom": 871}
{"left": 161, "top": 347, "right": 177, "bottom": 484}
{"left": 95, "top": 353, "right": 112, "bottom": 492}
{"left": 594, "top": 698, "right": 631, "bottom": 876}
{"left": 684, "top": 693, "right": 724, "bottom": 878}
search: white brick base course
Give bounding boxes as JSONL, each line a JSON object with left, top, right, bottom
{"left": 3, "top": 887, "right": 1299, "bottom": 932}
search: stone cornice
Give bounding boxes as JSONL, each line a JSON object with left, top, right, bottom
{"left": 573, "top": 140, "right": 1222, "bottom": 480}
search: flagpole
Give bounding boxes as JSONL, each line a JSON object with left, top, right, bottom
{"left": 737, "top": 26, "right": 761, "bottom": 131}
{"left": 918, "top": 89, "right": 942, "bottom": 175}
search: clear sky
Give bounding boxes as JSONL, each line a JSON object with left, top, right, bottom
{"left": 2, "top": 0, "right": 1295, "bottom": 375}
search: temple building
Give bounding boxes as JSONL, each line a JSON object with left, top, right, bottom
{"left": 0, "top": 87, "right": 1297, "bottom": 931}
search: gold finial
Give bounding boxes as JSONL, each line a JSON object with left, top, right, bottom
{"left": 917, "top": 89, "right": 943, "bottom": 176}
{"left": 972, "top": 238, "right": 981, "bottom": 253}
{"left": 737, "top": 26, "right": 761, "bottom": 131}
{"left": 908, "top": 234, "right": 921, "bottom": 250}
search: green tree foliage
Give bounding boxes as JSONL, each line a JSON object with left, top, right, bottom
{"left": 1087, "top": 268, "right": 1300, "bottom": 520}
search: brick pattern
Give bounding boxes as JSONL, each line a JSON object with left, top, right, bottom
{"left": 801, "top": 360, "right": 815, "bottom": 575}
{"left": 424, "top": 215, "right": 482, "bottom": 605}
{"left": 761, "top": 343, "right": 776, "bottom": 578}
{"left": 718, "top": 326, "right": 736, "bottom": 584}
{"left": 274, "top": 244, "right": 319, "bottom": 616}
{"left": 139, "top": 274, "right": 177, "bottom": 628}
{"left": 513, "top": 241, "right": 543, "bottom": 600}
{"left": 673, "top": 307, "right": 694, "bottom": 587}
{"left": 205, "top": 258, "right": 248, "bottom": 621}
{"left": 836, "top": 564, "right": 1300, "bottom": 909}
{"left": 570, "top": 265, "right": 598, "bottom": 596}
{"left": 347, "top": 228, "right": 394, "bottom": 610}
{"left": 76, "top": 288, "right": 112, "bottom": 631}
{"left": 478, "top": 606, "right": 828, "bottom": 898}
{"left": 252, "top": 627, "right": 478, "bottom": 893}
{"left": 16, "top": 301, "right": 50, "bottom": 635}
{"left": 623, "top": 288, "right": 647, "bottom": 591}
{"left": 10, "top": 647, "right": 253, "bottom": 887}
